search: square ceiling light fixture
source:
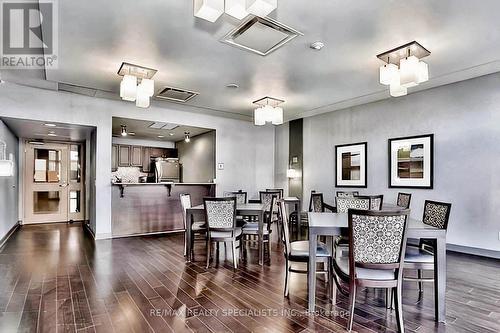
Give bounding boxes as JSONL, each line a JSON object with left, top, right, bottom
{"left": 246, "top": 0, "right": 277, "bottom": 17}
{"left": 221, "top": 15, "right": 303, "bottom": 56}
{"left": 194, "top": 0, "right": 224, "bottom": 22}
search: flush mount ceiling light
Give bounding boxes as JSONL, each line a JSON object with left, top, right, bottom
{"left": 253, "top": 96, "right": 284, "bottom": 126}
{"left": 221, "top": 15, "right": 303, "bottom": 56}
{"left": 246, "top": 0, "right": 277, "bottom": 17}
{"left": 377, "top": 41, "right": 430, "bottom": 97}
{"left": 117, "top": 62, "right": 157, "bottom": 108}
{"left": 44, "top": 123, "right": 57, "bottom": 127}
{"left": 184, "top": 132, "right": 191, "bottom": 143}
{"left": 47, "top": 131, "right": 57, "bottom": 137}
{"left": 310, "top": 41, "right": 324, "bottom": 50}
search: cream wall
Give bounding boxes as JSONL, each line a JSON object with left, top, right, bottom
{"left": 0, "top": 82, "right": 275, "bottom": 239}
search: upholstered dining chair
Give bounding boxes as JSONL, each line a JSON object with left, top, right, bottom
{"left": 310, "top": 192, "right": 336, "bottom": 212}
{"left": 366, "top": 195, "right": 384, "bottom": 210}
{"left": 336, "top": 191, "right": 359, "bottom": 198}
{"left": 333, "top": 209, "right": 410, "bottom": 332}
{"left": 278, "top": 200, "right": 333, "bottom": 298}
{"left": 180, "top": 194, "right": 206, "bottom": 259}
{"left": 204, "top": 197, "right": 242, "bottom": 269}
{"left": 241, "top": 194, "right": 276, "bottom": 262}
{"left": 397, "top": 192, "right": 412, "bottom": 209}
{"left": 404, "top": 200, "right": 451, "bottom": 298}
{"left": 335, "top": 197, "right": 370, "bottom": 213}
{"left": 266, "top": 188, "right": 284, "bottom": 199}
{"left": 223, "top": 190, "right": 247, "bottom": 204}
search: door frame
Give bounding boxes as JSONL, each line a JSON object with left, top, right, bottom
{"left": 23, "top": 140, "right": 86, "bottom": 224}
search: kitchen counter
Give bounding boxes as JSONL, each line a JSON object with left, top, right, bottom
{"left": 111, "top": 182, "right": 215, "bottom": 237}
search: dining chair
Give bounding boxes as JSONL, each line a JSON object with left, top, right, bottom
{"left": 310, "top": 192, "right": 336, "bottom": 212}
{"left": 260, "top": 190, "right": 281, "bottom": 224}
{"left": 366, "top": 195, "right": 384, "bottom": 210}
{"left": 278, "top": 200, "right": 333, "bottom": 298}
{"left": 180, "top": 194, "right": 206, "bottom": 259}
{"left": 223, "top": 190, "right": 247, "bottom": 204}
{"left": 404, "top": 200, "right": 451, "bottom": 298}
{"left": 204, "top": 197, "right": 242, "bottom": 269}
{"left": 335, "top": 197, "right": 370, "bottom": 213}
{"left": 266, "top": 188, "right": 284, "bottom": 199}
{"left": 333, "top": 209, "right": 410, "bottom": 332}
{"left": 336, "top": 191, "right": 359, "bottom": 198}
{"left": 397, "top": 192, "right": 412, "bottom": 209}
{"left": 241, "top": 194, "right": 276, "bottom": 262}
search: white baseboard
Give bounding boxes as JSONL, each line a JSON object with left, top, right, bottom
{"left": 447, "top": 244, "right": 500, "bottom": 259}
{"left": 0, "top": 221, "right": 20, "bottom": 249}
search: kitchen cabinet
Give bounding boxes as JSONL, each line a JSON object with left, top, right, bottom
{"left": 112, "top": 144, "right": 118, "bottom": 171}
{"left": 118, "top": 145, "right": 131, "bottom": 167}
{"left": 130, "top": 146, "right": 142, "bottom": 166}
{"left": 142, "top": 147, "right": 151, "bottom": 172}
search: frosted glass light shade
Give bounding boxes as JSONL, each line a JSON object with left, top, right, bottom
{"left": 194, "top": 0, "right": 224, "bottom": 22}
{"left": 390, "top": 83, "right": 407, "bottom": 97}
{"left": 379, "top": 63, "right": 399, "bottom": 86}
{"left": 246, "top": 0, "right": 277, "bottom": 17}
{"left": 138, "top": 78, "right": 154, "bottom": 97}
{"left": 271, "top": 106, "right": 283, "bottom": 125}
{"left": 0, "top": 160, "right": 14, "bottom": 177}
{"left": 120, "top": 75, "right": 137, "bottom": 101}
{"left": 254, "top": 107, "right": 265, "bottom": 125}
{"left": 417, "top": 61, "right": 429, "bottom": 83}
{"left": 225, "top": 0, "right": 249, "bottom": 19}
{"left": 135, "top": 89, "right": 150, "bottom": 108}
{"left": 400, "top": 55, "right": 419, "bottom": 88}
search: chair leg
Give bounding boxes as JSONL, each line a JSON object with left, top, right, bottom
{"left": 394, "top": 284, "right": 405, "bottom": 333}
{"left": 417, "top": 269, "right": 423, "bottom": 293}
{"left": 347, "top": 283, "right": 356, "bottom": 332}
{"left": 232, "top": 240, "right": 237, "bottom": 270}
{"left": 206, "top": 240, "right": 211, "bottom": 269}
{"left": 184, "top": 232, "right": 187, "bottom": 256}
{"left": 284, "top": 259, "right": 290, "bottom": 297}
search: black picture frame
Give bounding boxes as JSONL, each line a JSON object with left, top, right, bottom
{"left": 335, "top": 142, "right": 367, "bottom": 188}
{"left": 388, "top": 134, "right": 434, "bottom": 189}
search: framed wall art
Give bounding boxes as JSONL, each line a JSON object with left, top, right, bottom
{"left": 388, "top": 134, "right": 434, "bottom": 189}
{"left": 335, "top": 142, "right": 367, "bottom": 188}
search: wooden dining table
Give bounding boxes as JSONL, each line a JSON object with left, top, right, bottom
{"left": 307, "top": 207, "right": 447, "bottom": 323}
{"left": 185, "top": 203, "right": 267, "bottom": 265}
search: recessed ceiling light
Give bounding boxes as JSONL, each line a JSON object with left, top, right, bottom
{"left": 310, "top": 41, "right": 324, "bottom": 50}
{"left": 226, "top": 83, "right": 239, "bottom": 89}
{"left": 44, "top": 123, "right": 57, "bottom": 127}
{"left": 128, "top": 132, "right": 136, "bottom": 136}
{"left": 47, "top": 133, "right": 57, "bottom": 137}
{"left": 169, "top": 133, "right": 174, "bottom": 136}
{"left": 158, "top": 135, "right": 165, "bottom": 138}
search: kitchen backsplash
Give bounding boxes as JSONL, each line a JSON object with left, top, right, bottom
{"left": 112, "top": 167, "right": 148, "bottom": 183}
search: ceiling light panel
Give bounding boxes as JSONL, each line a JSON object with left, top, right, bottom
{"left": 221, "top": 15, "right": 303, "bottom": 56}
{"left": 156, "top": 86, "right": 199, "bottom": 103}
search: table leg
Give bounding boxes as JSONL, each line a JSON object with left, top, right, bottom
{"left": 435, "top": 236, "right": 446, "bottom": 322}
{"left": 259, "top": 210, "right": 264, "bottom": 266}
{"left": 308, "top": 230, "right": 317, "bottom": 312}
{"left": 186, "top": 212, "right": 192, "bottom": 262}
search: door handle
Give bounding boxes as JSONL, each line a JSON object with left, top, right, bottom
{"left": 59, "top": 183, "right": 69, "bottom": 188}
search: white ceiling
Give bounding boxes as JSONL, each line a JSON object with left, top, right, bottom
{"left": 2, "top": 0, "right": 500, "bottom": 121}
{"left": 1, "top": 117, "right": 94, "bottom": 142}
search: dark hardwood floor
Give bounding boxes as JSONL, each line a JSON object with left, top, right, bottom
{"left": 0, "top": 222, "right": 499, "bottom": 333}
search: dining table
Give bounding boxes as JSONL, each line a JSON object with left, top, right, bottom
{"left": 185, "top": 203, "right": 266, "bottom": 265}
{"left": 307, "top": 206, "right": 447, "bottom": 323}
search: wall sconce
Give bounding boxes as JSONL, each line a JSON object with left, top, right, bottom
{"left": 287, "top": 168, "right": 300, "bottom": 178}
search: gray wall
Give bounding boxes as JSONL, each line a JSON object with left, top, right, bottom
{"left": 0, "top": 83, "right": 275, "bottom": 239}
{"left": 0, "top": 120, "right": 19, "bottom": 241}
{"left": 294, "top": 73, "right": 500, "bottom": 252}
{"left": 176, "top": 131, "right": 215, "bottom": 183}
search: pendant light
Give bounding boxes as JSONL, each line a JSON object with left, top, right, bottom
{"left": 400, "top": 55, "right": 420, "bottom": 88}
{"left": 379, "top": 63, "right": 399, "bottom": 86}
{"left": 120, "top": 75, "right": 137, "bottom": 102}
{"left": 121, "top": 125, "right": 127, "bottom": 137}
{"left": 194, "top": 0, "right": 224, "bottom": 22}
{"left": 252, "top": 96, "right": 284, "bottom": 126}
{"left": 184, "top": 132, "right": 191, "bottom": 143}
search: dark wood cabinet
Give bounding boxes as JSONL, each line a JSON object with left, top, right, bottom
{"left": 112, "top": 144, "right": 118, "bottom": 171}
{"left": 130, "top": 146, "right": 142, "bottom": 166}
{"left": 118, "top": 145, "right": 131, "bottom": 167}
{"left": 142, "top": 147, "right": 151, "bottom": 172}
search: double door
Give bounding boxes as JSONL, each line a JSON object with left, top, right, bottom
{"left": 24, "top": 142, "right": 85, "bottom": 224}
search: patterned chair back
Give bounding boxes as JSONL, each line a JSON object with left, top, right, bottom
{"left": 336, "top": 197, "right": 370, "bottom": 213}
{"left": 278, "top": 200, "right": 291, "bottom": 257}
{"left": 336, "top": 191, "right": 359, "bottom": 198}
{"left": 203, "top": 197, "right": 236, "bottom": 231}
{"left": 180, "top": 193, "right": 191, "bottom": 229}
{"left": 367, "top": 195, "right": 384, "bottom": 210}
{"left": 266, "top": 188, "right": 284, "bottom": 199}
{"left": 422, "top": 200, "right": 451, "bottom": 230}
{"left": 260, "top": 191, "right": 280, "bottom": 214}
{"left": 309, "top": 192, "right": 324, "bottom": 212}
{"left": 348, "top": 209, "right": 410, "bottom": 277}
{"left": 397, "top": 192, "right": 412, "bottom": 209}
{"left": 223, "top": 191, "right": 247, "bottom": 204}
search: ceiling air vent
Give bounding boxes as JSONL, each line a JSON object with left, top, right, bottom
{"left": 220, "top": 15, "right": 303, "bottom": 56}
{"left": 156, "top": 86, "right": 199, "bottom": 103}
